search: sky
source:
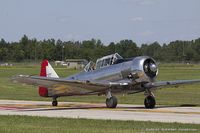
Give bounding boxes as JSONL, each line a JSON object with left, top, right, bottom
{"left": 0, "top": 0, "right": 200, "bottom": 45}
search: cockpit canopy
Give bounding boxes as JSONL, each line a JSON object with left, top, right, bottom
{"left": 84, "top": 53, "right": 123, "bottom": 72}
{"left": 96, "top": 53, "right": 123, "bottom": 69}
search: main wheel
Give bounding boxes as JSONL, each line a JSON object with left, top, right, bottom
{"left": 52, "top": 100, "right": 58, "bottom": 106}
{"left": 144, "top": 95, "right": 156, "bottom": 109}
{"left": 106, "top": 96, "right": 118, "bottom": 108}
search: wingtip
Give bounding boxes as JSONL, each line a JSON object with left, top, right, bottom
{"left": 11, "top": 75, "right": 30, "bottom": 82}
{"left": 10, "top": 75, "right": 22, "bottom": 83}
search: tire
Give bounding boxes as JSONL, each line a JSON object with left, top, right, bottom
{"left": 52, "top": 100, "right": 58, "bottom": 106}
{"left": 106, "top": 96, "right": 118, "bottom": 108}
{"left": 144, "top": 95, "right": 156, "bottom": 109}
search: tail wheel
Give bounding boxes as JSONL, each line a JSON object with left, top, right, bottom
{"left": 52, "top": 100, "right": 58, "bottom": 106}
{"left": 144, "top": 95, "right": 156, "bottom": 109}
{"left": 106, "top": 96, "right": 118, "bottom": 108}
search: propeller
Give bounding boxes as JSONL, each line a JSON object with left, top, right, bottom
{"left": 143, "top": 59, "right": 158, "bottom": 78}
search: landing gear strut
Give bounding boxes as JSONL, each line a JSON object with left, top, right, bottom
{"left": 52, "top": 97, "right": 58, "bottom": 106}
{"left": 105, "top": 91, "right": 117, "bottom": 108}
{"left": 144, "top": 90, "right": 156, "bottom": 109}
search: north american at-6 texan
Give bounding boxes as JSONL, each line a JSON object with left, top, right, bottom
{"left": 12, "top": 53, "right": 200, "bottom": 108}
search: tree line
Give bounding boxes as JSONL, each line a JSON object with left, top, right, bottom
{"left": 0, "top": 35, "right": 200, "bottom": 63}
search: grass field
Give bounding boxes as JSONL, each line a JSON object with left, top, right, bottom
{"left": 0, "top": 63, "right": 200, "bottom": 132}
{"left": 0, "top": 63, "right": 200, "bottom": 106}
{"left": 0, "top": 115, "right": 199, "bottom": 133}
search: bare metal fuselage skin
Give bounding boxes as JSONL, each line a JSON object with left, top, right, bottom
{"left": 66, "top": 56, "right": 157, "bottom": 94}
{"left": 12, "top": 54, "right": 200, "bottom": 108}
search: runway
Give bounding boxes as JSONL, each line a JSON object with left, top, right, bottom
{"left": 0, "top": 100, "right": 200, "bottom": 124}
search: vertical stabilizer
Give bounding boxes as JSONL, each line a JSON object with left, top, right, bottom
{"left": 40, "top": 60, "right": 59, "bottom": 78}
{"left": 39, "top": 60, "right": 59, "bottom": 97}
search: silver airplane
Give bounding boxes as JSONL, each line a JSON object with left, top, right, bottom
{"left": 13, "top": 53, "right": 200, "bottom": 108}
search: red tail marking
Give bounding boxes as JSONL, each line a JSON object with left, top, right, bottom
{"left": 39, "top": 60, "right": 49, "bottom": 97}
{"left": 39, "top": 87, "right": 48, "bottom": 97}
{"left": 40, "top": 59, "right": 48, "bottom": 77}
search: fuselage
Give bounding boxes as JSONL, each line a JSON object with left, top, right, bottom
{"left": 67, "top": 56, "right": 157, "bottom": 85}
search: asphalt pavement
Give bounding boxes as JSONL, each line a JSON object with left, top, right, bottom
{"left": 0, "top": 100, "right": 200, "bottom": 124}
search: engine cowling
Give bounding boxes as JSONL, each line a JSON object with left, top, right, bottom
{"left": 143, "top": 58, "right": 158, "bottom": 78}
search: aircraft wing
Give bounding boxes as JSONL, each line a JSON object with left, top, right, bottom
{"left": 144, "top": 79, "right": 200, "bottom": 89}
{"left": 12, "top": 75, "right": 131, "bottom": 96}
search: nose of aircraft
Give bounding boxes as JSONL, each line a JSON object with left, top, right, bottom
{"left": 143, "top": 58, "right": 158, "bottom": 78}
